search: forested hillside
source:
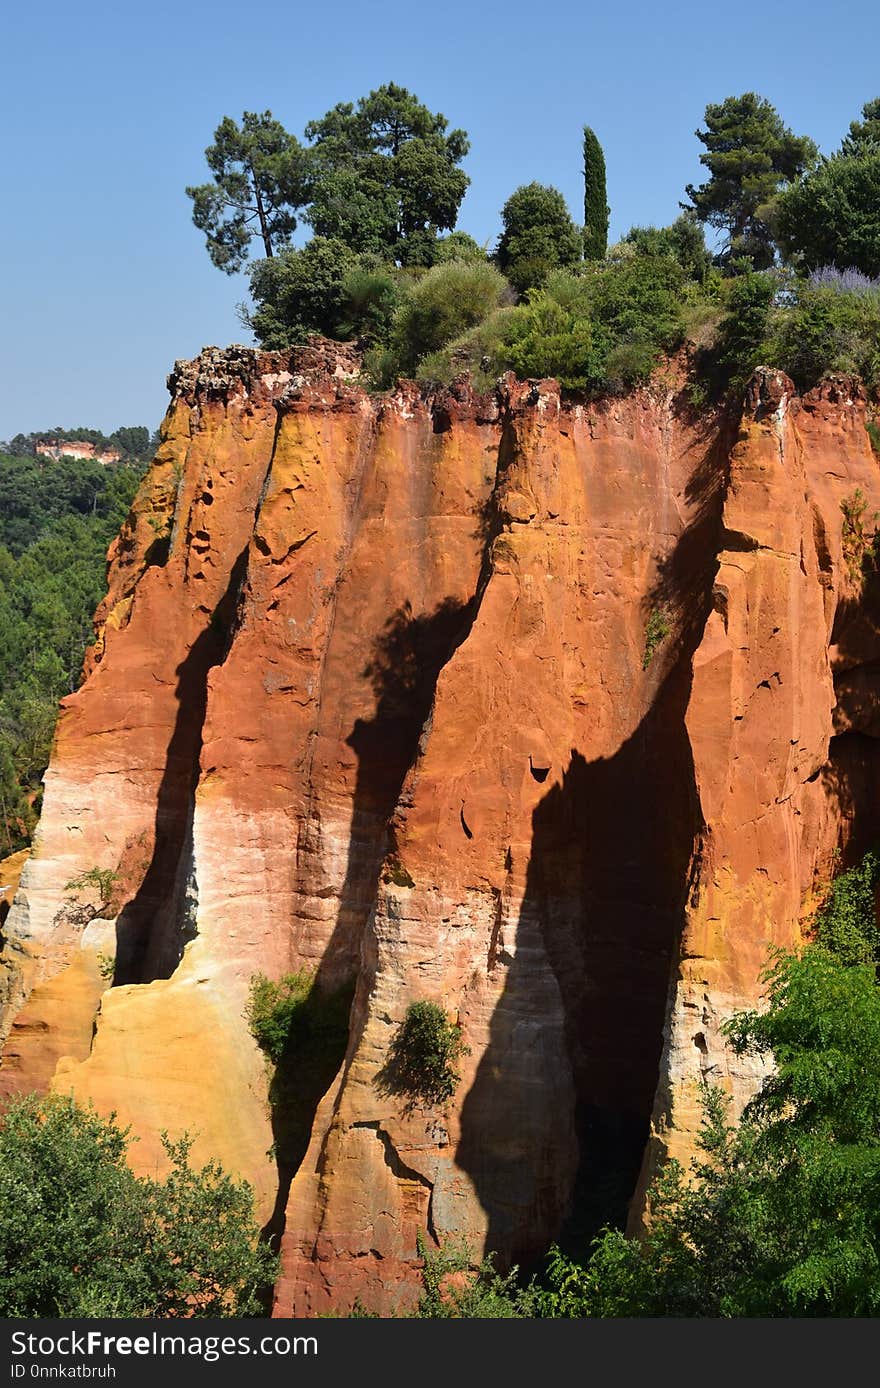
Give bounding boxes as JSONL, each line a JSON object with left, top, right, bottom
{"left": 0, "top": 453, "right": 147, "bottom": 848}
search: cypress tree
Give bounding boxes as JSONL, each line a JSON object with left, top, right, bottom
{"left": 583, "top": 126, "right": 609, "bottom": 260}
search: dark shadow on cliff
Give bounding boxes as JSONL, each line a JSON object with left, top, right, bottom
{"left": 317, "top": 595, "right": 479, "bottom": 986}
{"left": 456, "top": 666, "right": 702, "bottom": 1270}
{"left": 259, "top": 976, "right": 355, "bottom": 1253}
{"left": 113, "top": 549, "right": 248, "bottom": 985}
{"left": 260, "top": 595, "right": 484, "bottom": 1247}
{"left": 817, "top": 555, "right": 880, "bottom": 874}
{"left": 456, "top": 409, "right": 732, "bottom": 1271}
{"left": 645, "top": 404, "right": 736, "bottom": 651}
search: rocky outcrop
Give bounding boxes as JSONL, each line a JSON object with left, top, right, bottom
{"left": 1, "top": 347, "right": 878, "bottom": 1314}
{"left": 35, "top": 440, "right": 122, "bottom": 464}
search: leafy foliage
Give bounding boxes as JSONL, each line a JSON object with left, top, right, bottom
{"left": 775, "top": 150, "right": 880, "bottom": 279}
{"left": 685, "top": 92, "right": 817, "bottom": 268}
{"left": 244, "top": 237, "right": 362, "bottom": 348}
{"left": 494, "top": 252, "right": 686, "bottom": 392}
{"left": 500, "top": 282, "right": 610, "bottom": 390}
{"left": 304, "top": 83, "right": 469, "bottom": 265}
{"left": 413, "top": 1231, "right": 538, "bottom": 1318}
{"left": 494, "top": 183, "right": 583, "bottom": 294}
{"left": 246, "top": 970, "right": 318, "bottom": 1065}
{"left": 385, "top": 260, "right": 509, "bottom": 378}
{"left": 642, "top": 607, "right": 670, "bottom": 668}
{"left": 186, "top": 111, "right": 308, "bottom": 272}
{"left": 0, "top": 1093, "right": 276, "bottom": 1316}
{"left": 622, "top": 212, "right": 712, "bottom": 281}
{"left": 380, "top": 1001, "right": 469, "bottom": 1107}
{"left": 536, "top": 940, "right": 880, "bottom": 1317}
{"left": 582, "top": 127, "right": 609, "bottom": 261}
{"left": 839, "top": 489, "right": 879, "bottom": 588}
{"left": 812, "top": 849, "right": 880, "bottom": 965}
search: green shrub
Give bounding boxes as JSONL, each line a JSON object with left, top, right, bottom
{"left": 494, "top": 182, "right": 583, "bottom": 295}
{"left": 622, "top": 213, "right": 712, "bottom": 282}
{"left": 868, "top": 421, "right": 880, "bottom": 457}
{"left": 413, "top": 1230, "right": 538, "bottom": 1317}
{"left": 65, "top": 866, "right": 119, "bottom": 911}
{"left": 642, "top": 607, "right": 671, "bottom": 668}
{"left": 813, "top": 848, "right": 880, "bottom": 965}
{"left": 389, "top": 259, "right": 509, "bottom": 375}
{"left": 336, "top": 263, "right": 403, "bottom": 345}
{"left": 415, "top": 308, "right": 516, "bottom": 392}
{"left": 712, "top": 269, "right": 776, "bottom": 392}
{"left": 432, "top": 231, "right": 487, "bottom": 264}
{"left": 763, "top": 281, "right": 880, "bottom": 392}
{"left": 246, "top": 969, "right": 352, "bottom": 1064}
{"left": 244, "top": 237, "right": 361, "bottom": 347}
{"left": 0, "top": 1093, "right": 276, "bottom": 1316}
{"left": 840, "top": 488, "right": 879, "bottom": 587}
{"left": 585, "top": 252, "right": 686, "bottom": 355}
{"left": 500, "top": 294, "right": 610, "bottom": 390}
{"left": 380, "top": 1001, "right": 469, "bottom": 1106}
{"left": 246, "top": 970, "right": 316, "bottom": 1064}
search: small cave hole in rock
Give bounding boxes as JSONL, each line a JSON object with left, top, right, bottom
{"left": 529, "top": 756, "right": 550, "bottom": 783}
{"left": 460, "top": 807, "right": 474, "bottom": 840}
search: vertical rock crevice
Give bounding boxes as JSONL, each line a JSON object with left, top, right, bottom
{"left": 114, "top": 547, "right": 251, "bottom": 984}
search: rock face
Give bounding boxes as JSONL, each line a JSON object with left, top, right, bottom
{"left": 35, "top": 440, "right": 122, "bottom": 464}
{"left": 1, "top": 346, "right": 878, "bottom": 1314}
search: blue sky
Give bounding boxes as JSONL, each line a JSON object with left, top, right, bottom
{"left": 2, "top": 0, "right": 878, "bottom": 439}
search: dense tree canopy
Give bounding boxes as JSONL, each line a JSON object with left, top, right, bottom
{"left": 186, "top": 111, "right": 308, "bottom": 272}
{"left": 303, "top": 83, "right": 470, "bottom": 265}
{"left": 841, "top": 97, "right": 880, "bottom": 156}
{"left": 685, "top": 92, "right": 817, "bottom": 268}
{"left": 494, "top": 182, "right": 583, "bottom": 294}
{"left": 775, "top": 149, "right": 880, "bottom": 278}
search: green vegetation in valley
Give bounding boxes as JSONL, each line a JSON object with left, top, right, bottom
{"left": 0, "top": 450, "right": 147, "bottom": 849}
{"left": 0, "top": 1093, "right": 276, "bottom": 1316}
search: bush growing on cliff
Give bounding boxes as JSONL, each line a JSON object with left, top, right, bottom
{"left": 0, "top": 1093, "right": 276, "bottom": 1316}
{"left": 379, "top": 1001, "right": 469, "bottom": 1107}
{"left": 763, "top": 279, "right": 880, "bottom": 393}
{"left": 381, "top": 259, "right": 510, "bottom": 379}
{"left": 812, "top": 848, "right": 880, "bottom": 965}
{"left": 412, "top": 1231, "right": 539, "bottom": 1317}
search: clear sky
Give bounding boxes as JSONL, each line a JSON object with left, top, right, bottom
{"left": 2, "top": 0, "right": 878, "bottom": 440}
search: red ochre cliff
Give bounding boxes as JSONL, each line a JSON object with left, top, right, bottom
{"left": 1, "top": 343, "right": 878, "bottom": 1315}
